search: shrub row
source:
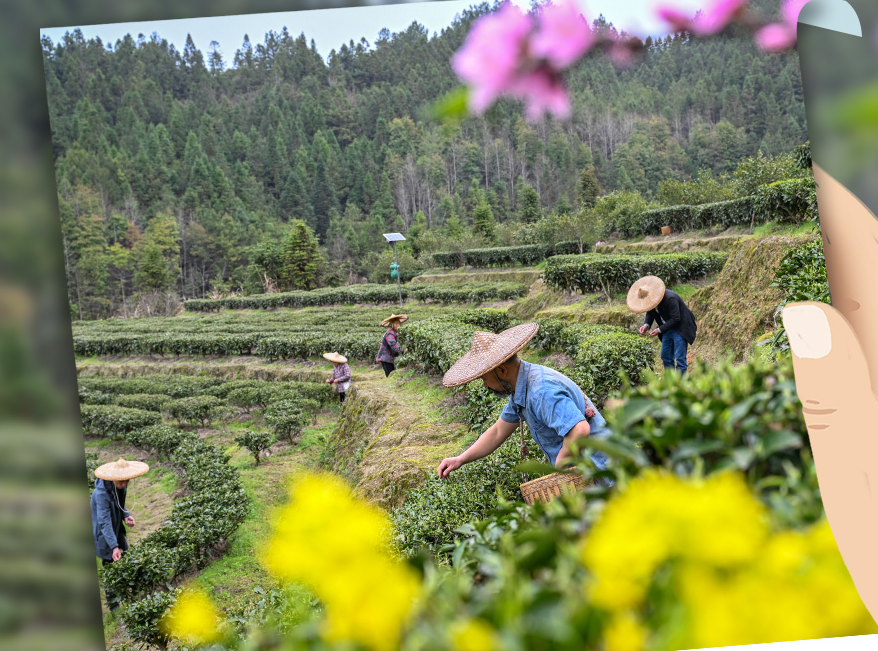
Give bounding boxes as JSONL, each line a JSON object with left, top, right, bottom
{"left": 432, "top": 241, "right": 586, "bottom": 269}
{"left": 183, "top": 282, "right": 528, "bottom": 312}
{"left": 614, "top": 177, "right": 816, "bottom": 238}
{"left": 543, "top": 251, "right": 728, "bottom": 295}
{"left": 531, "top": 320, "right": 656, "bottom": 405}
{"left": 79, "top": 404, "right": 162, "bottom": 437}
{"left": 101, "top": 428, "right": 248, "bottom": 607}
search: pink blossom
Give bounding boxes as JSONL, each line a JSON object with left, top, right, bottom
{"left": 755, "top": 0, "right": 813, "bottom": 52}
{"left": 451, "top": 3, "right": 533, "bottom": 113}
{"left": 755, "top": 22, "right": 797, "bottom": 51}
{"left": 691, "top": 0, "right": 749, "bottom": 35}
{"left": 781, "top": 0, "right": 813, "bottom": 28}
{"left": 508, "top": 69, "right": 571, "bottom": 122}
{"left": 656, "top": 6, "right": 693, "bottom": 33}
{"left": 530, "top": 0, "right": 594, "bottom": 69}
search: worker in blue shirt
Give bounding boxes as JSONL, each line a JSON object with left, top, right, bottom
{"left": 437, "top": 323, "right": 612, "bottom": 484}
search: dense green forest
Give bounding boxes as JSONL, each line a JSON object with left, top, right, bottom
{"left": 42, "top": 0, "right": 806, "bottom": 319}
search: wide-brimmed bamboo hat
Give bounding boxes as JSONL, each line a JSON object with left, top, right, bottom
{"left": 627, "top": 276, "right": 666, "bottom": 313}
{"left": 94, "top": 457, "right": 150, "bottom": 482}
{"left": 443, "top": 323, "right": 539, "bottom": 388}
{"left": 323, "top": 352, "right": 348, "bottom": 364}
{"left": 381, "top": 314, "right": 408, "bottom": 328}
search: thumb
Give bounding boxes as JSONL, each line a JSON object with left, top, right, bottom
{"left": 783, "top": 302, "right": 874, "bottom": 425}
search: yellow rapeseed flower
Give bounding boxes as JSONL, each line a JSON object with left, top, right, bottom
{"left": 581, "top": 471, "right": 767, "bottom": 610}
{"left": 604, "top": 612, "right": 647, "bottom": 651}
{"left": 263, "top": 471, "right": 422, "bottom": 651}
{"left": 160, "top": 589, "right": 224, "bottom": 647}
{"left": 449, "top": 618, "right": 501, "bottom": 651}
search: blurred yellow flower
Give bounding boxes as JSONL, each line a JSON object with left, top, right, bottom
{"left": 581, "top": 471, "right": 767, "bottom": 610}
{"left": 604, "top": 612, "right": 646, "bottom": 651}
{"left": 160, "top": 589, "right": 224, "bottom": 646}
{"left": 264, "top": 471, "right": 421, "bottom": 651}
{"left": 580, "top": 471, "right": 878, "bottom": 649}
{"left": 449, "top": 618, "right": 500, "bottom": 651}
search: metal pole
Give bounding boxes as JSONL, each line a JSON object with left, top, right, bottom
{"left": 393, "top": 241, "right": 403, "bottom": 308}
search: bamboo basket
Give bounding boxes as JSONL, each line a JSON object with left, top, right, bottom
{"left": 661, "top": 225, "right": 673, "bottom": 236}
{"left": 520, "top": 473, "right": 591, "bottom": 505}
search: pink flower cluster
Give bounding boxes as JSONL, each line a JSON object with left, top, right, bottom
{"left": 452, "top": 1, "right": 594, "bottom": 122}
{"left": 657, "top": 0, "right": 813, "bottom": 52}
{"left": 756, "top": 0, "right": 813, "bottom": 52}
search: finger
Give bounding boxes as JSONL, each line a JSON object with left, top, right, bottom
{"left": 812, "top": 164, "right": 878, "bottom": 383}
{"left": 783, "top": 302, "right": 875, "bottom": 420}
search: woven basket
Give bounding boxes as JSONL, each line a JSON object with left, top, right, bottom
{"left": 520, "top": 473, "right": 590, "bottom": 505}
{"left": 661, "top": 225, "right": 672, "bottom": 236}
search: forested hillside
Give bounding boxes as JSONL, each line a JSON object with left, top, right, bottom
{"left": 42, "top": 0, "right": 805, "bottom": 318}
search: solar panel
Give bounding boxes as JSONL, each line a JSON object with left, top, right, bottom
{"left": 383, "top": 233, "right": 406, "bottom": 242}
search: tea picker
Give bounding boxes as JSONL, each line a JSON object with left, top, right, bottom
{"left": 436, "top": 323, "right": 615, "bottom": 503}
{"left": 90, "top": 457, "right": 149, "bottom": 610}
{"left": 323, "top": 352, "right": 352, "bottom": 404}
{"left": 627, "top": 275, "right": 697, "bottom": 375}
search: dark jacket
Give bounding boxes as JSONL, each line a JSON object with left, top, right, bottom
{"left": 90, "top": 478, "right": 130, "bottom": 560}
{"left": 375, "top": 328, "right": 402, "bottom": 364}
{"left": 643, "top": 289, "right": 697, "bottom": 344}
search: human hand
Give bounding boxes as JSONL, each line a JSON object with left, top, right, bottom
{"left": 649, "top": 328, "right": 660, "bottom": 337}
{"left": 124, "top": 516, "right": 135, "bottom": 526}
{"left": 112, "top": 547, "right": 122, "bottom": 562}
{"left": 781, "top": 164, "right": 878, "bottom": 622}
{"left": 437, "top": 456, "right": 464, "bottom": 479}
{"left": 585, "top": 405, "right": 596, "bottom": 418}
{"left": 639, "top": 324, "right": 649, "bottom": 335}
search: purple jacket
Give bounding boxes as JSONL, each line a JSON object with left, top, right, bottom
{"left": 329, "top": 363, "right": 351, "bottom": 393}
{"left": 376, "top": 328, "right": 401, "bottom": 364}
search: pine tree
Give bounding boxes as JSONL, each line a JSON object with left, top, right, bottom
{"left": 517, "top": 183, "right": 542, "bottom": 224}
{"left": 577, "top": 167, "right": 601, "bottom": 209}
{"left": 280, "top": 219, "right": 324, "bottom": 290}
{"left": 473, "top": 202, "right": 496, "bottom": 240}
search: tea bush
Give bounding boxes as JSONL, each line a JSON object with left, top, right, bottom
{"left": 167, "top": 395, "right": 226, "bottom": 427}
{"left": 608, "top": 177, "right": 816, "bottom": 238}
{"left": 79, "top": 375, "right": 223, "bottom": 398}
{"left": 392, "top": 437, "right": 539, "bottom": 556}
{"left": 101, "top": 430, "right": 248, "bottom": 606}
{"left": 544, "top": 251, "right": 727, "bottom": 295}
{"left": 118, "top": 588, "right": 180, "bottom": 649}
{"left": 264, "top": 400, "right": 310, "bottom": 443}
{"left": 113, "top": 393, "right": 171, "bottom": 413}
{"left": 583, "top": 355, "right": 822, "bottom": 526}
{"left": 79, "top": 404, "right": 162, "bottom": 438}
{"left": 183, "top": 282, "right": 528, "bottom": 312}
{"left": 768, "top": 238, "right": 829, "bottom": 356}
{"left": 235, "top": 431, "right": 275, "bottom": 466}
{"left": 126, "top": 425, "right": 197, "bottom": 457}
{"left": 432, "top": 242, "right": 585, "bottom": 269}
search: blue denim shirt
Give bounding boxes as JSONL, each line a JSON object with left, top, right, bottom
{"left": 500, "top": 361, "right": 612, "bottom": 473}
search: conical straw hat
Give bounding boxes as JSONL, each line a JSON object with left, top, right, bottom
{"left": 94, "top": 457, "right": 150, "bottom": 481}
{"left": 443, "top": 323, "right": 539, "bottom": 388}
{"left": 323, "top": 352, "right": 348, "bottom": 364}
{"left": 381, "top": 314, "right": 408, "bottom": 328}
{"left": 626, "top": 276, "right": 666, "bottom": 313}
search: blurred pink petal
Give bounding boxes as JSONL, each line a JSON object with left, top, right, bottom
{"left": 531, "top": 0, "right": 594, "bottom": 69}
{"left": 608, "top": 39, "right": 640, "bottom": 68}
{"left": 508, "top": 70, "right": 571, "bottom": 122}
{"left": 755, "top": 23, "right": 797, "bottom": 51}
{"left": 452, "top": 2, "right": 532, "bottom": 113}
{"left": 656, "top": 6, "right": 693, "bottom": 32}
{"left": 692, "top": 0, "right": 749, "bottom": 35}
{"left": 782, "top": 0, "right": 813, "bottom": 28}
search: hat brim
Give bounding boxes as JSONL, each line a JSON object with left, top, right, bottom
{"left": 94, "top": 459, "right": 150, "bottom": 481}
{"left": 626, "top": 276, "right": 666, "bottom": 313}
{"left": 323, "top": 352, "right": 348, "bottom": 364}
{"left": 381, "top": 314, "right": 408, "bottom": 327}
{"left": 442, "top": 323, "right": 539, "bottom": 388}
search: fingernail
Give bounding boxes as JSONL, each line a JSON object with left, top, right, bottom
{"left": 783, "top": 305, "right": 832, "bottom": 359}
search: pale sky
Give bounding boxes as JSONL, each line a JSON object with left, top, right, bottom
{"left": 40, "top": 0, "right": 709, "bottom": 64}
